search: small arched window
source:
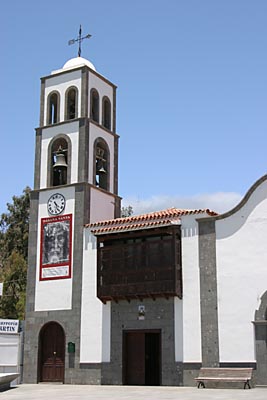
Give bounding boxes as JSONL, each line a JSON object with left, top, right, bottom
{"left": 65, "top": 87, "right": 78, "bottom": 120}
{"left": 90, "top": 89, "right": 99, "bottom": 123}
{"left": 102, "top": 97, "right": 111, "bottom": 130}
{"left": 94, "top": 139, "right": 109, "bottom": 191}
{"left": 48, "top": 91, "right": 59, "bottom": 125}
{"left": 51, "top": 137, "right": 68, "bottom": 187}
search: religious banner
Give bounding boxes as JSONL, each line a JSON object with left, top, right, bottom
{"left": 40, "top": 214, "right": 72, "bottom": 281}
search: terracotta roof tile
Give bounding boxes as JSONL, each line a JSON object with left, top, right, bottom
{"left": 86, "top": 207, "right": 217, "bottom": 235}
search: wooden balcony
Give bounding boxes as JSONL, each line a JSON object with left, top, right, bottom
{"left": 97, "top": 227, "right": 182, "bottom": 303}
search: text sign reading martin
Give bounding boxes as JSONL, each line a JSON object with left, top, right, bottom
{"left": 0, "top": 319, "right": 19, "bottom": 334}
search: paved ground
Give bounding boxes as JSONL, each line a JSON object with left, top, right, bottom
{"left": 0, "top": 385, "right": 266, "bottom": 400}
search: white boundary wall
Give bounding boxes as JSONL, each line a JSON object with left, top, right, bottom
{"left": 216, "top": 179, "right": 267, "bottom": 362}
{"left": 0, "top": 320, "right": 23, "bottom": 384}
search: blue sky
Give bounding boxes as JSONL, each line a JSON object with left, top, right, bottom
{"left": 1, "top": 0, "right": 267, "bottom": 215}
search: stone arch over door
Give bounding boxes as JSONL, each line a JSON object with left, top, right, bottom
{"left": 38, "top": 321, "right": 65, "bottom": 383}
{"left": 254, "top": 290, "right": 267, "bottom": 385}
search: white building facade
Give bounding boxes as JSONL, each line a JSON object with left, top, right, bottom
{"left": 23, "top": 55, "right": 267, "bottom": 386}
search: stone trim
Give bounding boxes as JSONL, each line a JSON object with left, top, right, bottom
{"left": 38, "top": 117, "right": 87, "bottom": 130}
{"left": 79, "top": 363, "right": 102, "bottom": 369}
{"left": 31, "top": 181, "right": 121, "bottom": 200}
{"left": 39, "top": 79, "right": 45, "bottom": 127}
{"left": 78, "top": 119, "right": 89, "bottom": 182}
{"left": 182, "top": 362, "right": 202, "bottom": 370}
{"left": 74, "top": 182, "right": 91, "bottom": 225}
{"left": 89, "top": 118, "right": 120, "bottom": 138}
{"left": 23, "top": 191, "right": 40, "bottom": 382}
{"left": 113, "top": 135, "right": 119, "bottom": 196}
{"left": 81, "top": 67, "right": 89, "bottom": 118}
{"left": 114, "top": 193, "right": 121, "bottom": 218}
{"left": 25, "top": 191, "right": 39, "bottom": 314}
{"left": 34, "top": 129, "right": 42, "bottom": 189}
{"left": 219, "top": 362, "right": 256, "bottom": 368}
{"left": 198, "top": 219, "right": 220, "bottom": 367}
{"left": 112, "top": 87, "right": 116, "bottom": 133}
{"left": 41, "top": 65, "right": 117, "bottom": 89}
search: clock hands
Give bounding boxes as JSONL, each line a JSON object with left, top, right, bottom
{"left": 54, "top": 202, "right": 61, "bottom": 212}
{"left": 47, "top": 193, "right": 66, "bottom": 215}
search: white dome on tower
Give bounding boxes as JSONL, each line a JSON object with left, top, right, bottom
{"left": 51, "top": 56, "right": 96, "bottom": 75}
{"left": 63, "top": 57, "right": 96, "bottom": 71}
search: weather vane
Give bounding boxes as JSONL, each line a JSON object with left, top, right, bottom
{"left": 68, "top": 25, "right": 91, "bottom": 57}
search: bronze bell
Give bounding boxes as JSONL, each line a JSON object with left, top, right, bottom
{"left": 53, "top": 151, "right": 68, "bottom": 169}
{"left": 97, "top": 165, "right": 106, "bottom": 174}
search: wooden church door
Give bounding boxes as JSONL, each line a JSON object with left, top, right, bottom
{"left": 39, "top": 322, "right": 65, "bottom": 382}
{"left": 123, "top": 330, "right": 161, "bottom": 385}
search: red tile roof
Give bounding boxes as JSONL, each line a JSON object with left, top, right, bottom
{"left": 87, "top": 207, "right": 218, "bottom": 235}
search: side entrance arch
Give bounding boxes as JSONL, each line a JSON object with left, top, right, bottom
{"left": 38, "top": 321, "right": 65, "bottom": 383}
{"left": 254, "top": 290, "right": 267, "bottom": 385}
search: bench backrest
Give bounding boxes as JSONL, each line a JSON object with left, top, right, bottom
{"left": 198, "top": 368, "right": 253, "bottom": 379}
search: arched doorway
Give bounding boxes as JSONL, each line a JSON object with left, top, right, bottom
{"left": 38, "top": 322, "right": 65, "bottom": 383}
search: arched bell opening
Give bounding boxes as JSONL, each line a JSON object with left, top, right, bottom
{"left": 47, "top": 91, "right": 60, "bottom": 125}
{"left": 65, "top": 86, "right": 78, "bottom": 120}
{"left": 94, "top": 138, "right": 110, "bottom": 191}
{"left": 47, "top": 135, "right": 72, "bottom": 188}
{"left": 90, "top": 88, "right": 99, "bottom": 123}
{"left": 38, "top": 321, "right": 65, "bottom": 383}
{"left": 102, "top": 96, "right": 111, "bottom": 130}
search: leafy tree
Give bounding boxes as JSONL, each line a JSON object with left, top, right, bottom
{"left": 121, "top": 205, "right": 133, "bottom": 218}
{"left": 0, "top": 187, "right": 30, "bottom": 319}
{"left": 0, "top": 187, "right": 30, "bottom": 264}
{"left": 0, "top": 251, "right": 27, "bottom": 319}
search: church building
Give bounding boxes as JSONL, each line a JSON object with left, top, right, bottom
{"left": 23, "top": 53, "right": 267, "bottom": 386}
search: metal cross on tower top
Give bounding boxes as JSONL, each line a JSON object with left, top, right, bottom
{"left": 68, "top": 25, "right": 91, "bottom": 57}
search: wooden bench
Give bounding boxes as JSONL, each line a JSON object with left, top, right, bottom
{"left": 195, "top": 367, "right": 253, "bottom": 389}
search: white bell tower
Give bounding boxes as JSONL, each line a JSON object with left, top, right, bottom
{"left": 24, "top": 51, "right": 121, "bottom": 383}
{"left": 36, "top": 55, "right": 120, "bottom": 221}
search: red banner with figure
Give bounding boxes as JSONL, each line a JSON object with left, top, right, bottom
{"left": 39, "top": 214, "right": 72, "bottom": 281}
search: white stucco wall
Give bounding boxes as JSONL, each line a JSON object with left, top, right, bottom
{"left": 0, "top": 333, "right": 20, "bottom": 369}
{"left": 179, "top": 215, "right": 202, "bottom": 362}
{"left": 39, "top": 121, "right": 79, "bottom": 188}
{"left": 34, "top": 187, "right": 75, "bottom": 311}
{"left": 216, "top": 179, "right": 267, "bottom": 362}
{"left": 90, "top": 188, "right": 116, "bottom": 224}
{"left": 44, "top": 70, "right": 82, "bottom": 124}
{"left": 80, "top": 229, "right": 110, "bottom": 362}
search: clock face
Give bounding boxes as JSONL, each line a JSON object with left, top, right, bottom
{"left": 47, "top": 193, "right": 66, "bottom": 215}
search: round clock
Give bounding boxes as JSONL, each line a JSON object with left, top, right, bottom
{"left": 47, "top": 193, "right": 66, "bottom": 215}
